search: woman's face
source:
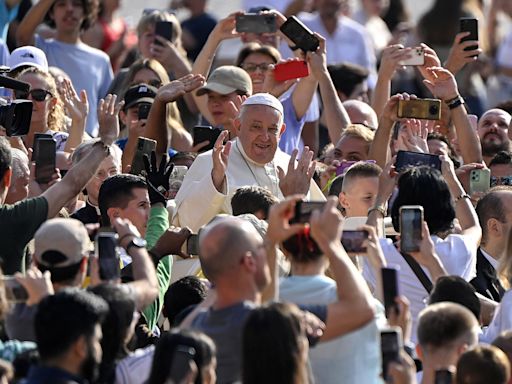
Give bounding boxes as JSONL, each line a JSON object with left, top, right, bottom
{"left": 17, "top": 72, "right": 56, "bottom": 129}
{"left": 240, "top": 52, "right": 275, "bottom": 94}
{"left": 131, "top": 68, "right": 161, "bottom": 88}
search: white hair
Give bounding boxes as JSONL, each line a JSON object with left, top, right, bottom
{"left": 10, "top": 148, "right": 29, "bottom": 180}
{"left": 239, "top": 104, "right": 284, "bottom": 129}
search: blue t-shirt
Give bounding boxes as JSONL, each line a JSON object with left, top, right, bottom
{"left": 115, "top": 137, "right": 177, "bottom": 158}
{"left": 278, "top": 93, "right": 308, "bottom": 155}
{"left": 36, "top": 35, "right": 114, "bottom": 137}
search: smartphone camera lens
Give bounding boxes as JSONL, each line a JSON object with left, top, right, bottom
{"left": 429, "top": 105, "right": 439, "bottom": 115}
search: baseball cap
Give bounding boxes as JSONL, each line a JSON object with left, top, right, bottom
{"left": 34, "top": 218, "right": 93, "bottom": 268}
{"left": 8, "top": 46, "right": 48, "bottom": 72}
{"left": 241, "top": 92, "right": 283, "bottom": 115}
{"left": 123, "top": 83, "right": 158, "bottom": 110}
{"left": 196, "top": 66, "right": 252, "bottom": 96}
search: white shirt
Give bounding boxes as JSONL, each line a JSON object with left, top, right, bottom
{"left": 352, "top": 10, "right": 392, "bottom": 54}
{"left": 363, "top": 234, "right": 477, "bottom": 343}
{"left": 481, "top": 248, "right": 499, "bottom": 271}
{"left": 482, "top": 289, "right": 512, "bottom": 344}
{"left": 115, "top": 345, "right": 154, "bottom": 384}
{"left": 173, "top": 138, "right": 325, "bottom": 232}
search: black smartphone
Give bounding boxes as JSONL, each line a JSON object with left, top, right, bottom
{"left": 2, "top": 276, "right": 28, "bottom": 302}
{"left": 400, "top": 205, "right": 424, "bottom": 253}
{"left": 32, "top": 133, "right": 53, "bottom": 160}
{"left": 169, "top": 345, "right": 196, "bottom": 383}
{"left": 130, "top": 137, "right": 157, "bottom": 176}
{"left": 96, "top": 232, "right": 120, "bottom": 281}
{"left": 236, "top": 13, "right": 277, "bottom": 33}
{"left": 435, "top": 369, "right": 454, "bottom": 384}
{"left": 280, "top": 16, "right": 319, "bottom": 52}
{"left": 155, "top": 21, "right": 173, "bottom": 45}
{"left": 460, "top": 18, "right": 478, "bottom": 53}
{"left": 34, "top": 138, "right": 56, "bottom": 184}
{"left": 395, "top": 150, "right": 441, "bottom": 172}
{"left": 187, "top": 234, "right": 200, "bottom": 256}
{"left": 341, "top": 230, "right": 368, "bottom": 253}
{"left": 193, "top": 125, "right": 223, "bottom": 153}
{"left": 381, "top": 328, "right": 402, "bottom": 381}
{"left": 138, "top": 103, "right": 151, "bottom": 120}
{"left": 382, "top": 267, "right": 399, "bottom": 317}
{"left": 291, "top": 201, "right": 326, "bottom": 224}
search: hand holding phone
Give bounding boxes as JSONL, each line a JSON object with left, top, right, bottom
{"left": 236, "top": 13, "right": 277, "bottom": 34}
{"left": 192, "top": 126, "right": 223, "bottom": 153}
{"left": 460, "top": 18, "right": 478, "bottom": 55}
{"left": 34, "top": 138, "right": 56, "bottom": 184}
{"left": 341, "top": 230, "right": 368, "bottom": 253}
{"left": 381, "top": 327, "right": 403, "bottom": 381}
{"left": 291, "top": 201, "right": 326, "bottom": 224}
{"left": 273, "top": 60, "right": 309, "bottom": 82}
{"left": 399, "top": 205, "right": 423, "bottom": 253}
{"left": 398, "top": 47, "right": 425, "bottom": 66}
{"left": 2, "top": 276, "right": 28, "bottom": 302}
{"left": 155, "top": 21, "right": 173, "bottom": 45}
{"left": 96, "top": 232, "right": 120, "bottom": 281}
{"left": 469, "top": 168, "right": 490, "bottom": 195}
{"left": 382, "top": 267, "right": 399, "bottom": 317}
{"left": 131, "top": 137, "right": 157, "bottom": 175}
{"left": 280, "top": 16, "right": 319, "bottom": 52}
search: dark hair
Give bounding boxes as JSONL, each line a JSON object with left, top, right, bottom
{"left": 391, "top": 166, "right": 455, "bottom": 235}
{"left": 45, "top": 0, "right": 99, "bottom": 31}
{"left": 235, "top": 42, "right": 281, "bottom": 67}
{"left": 417, "top": 0, "right": 467, "bottom": 46}
{"left": 342, "top": 161, "right": 381, "bottom": 192}
{"left": 382, "top": 0, "right": 411, "bottom": 31}
{"left": 243, "top": 302, "right": 308, "bottom": 384}
{"left": 147, "top": 329, "right": 216, "bottom": 384}
{"left": 327, "top": 63, "right": 369, "bottom": 97}
{"left": 427, "top": 132, "right": 461, "bottom": 168}
{"left": 495, "top": 100, "right": 512, "bottom": 116}
{"left": 282, "top": 227, "right": 323, "bottom": 264}
{"left": 429, "top": 276, "right": 481, "bottom": 320}
{"left": 328, "top": 175, "right": 344, "bottom": 197}
{"left": 456, "top": 345, "right": 511, "bottom": 384}
{"left": 163, "top": 276, "right": 207, "bottom": 326}
{"left": 170, "top": 152, "right": 197, "bottom": 165}
{"left": 88, "top": 284, "right": 136, "bottom": 383}
{"left": 98, "top": 174, "right": 147, "bottom": 226}
{"left": 37, "top": 259, "right": 83, "bottom": 284}
{"left": 35, "top": 288, "right": 108, "bottom": 361}
{"left": 490, "top": 151, "right": 512, "bottom": 167}
{"left": 0, "top": 137, "right": 12, "bottom": 183}
{"left": 231, "top": 186, "right": 278, "bottom": 219}
{"left": 476, "top": 187, "right": 512, "bottom": 244}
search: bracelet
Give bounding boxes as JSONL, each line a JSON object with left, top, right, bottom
{"left": 118, "top": 233, "right": 134, "bottom": 247}
{"left": 455, "top": 193, "right": 471, "bottom": 202}
{"left": 368, "top": 205, "right": 386, "bottom": 217}
{"left": 445, "top": 95, "right": 465, "bottom": 110}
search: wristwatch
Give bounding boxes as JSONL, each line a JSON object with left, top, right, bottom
{"left": 126, "top": 237, "right": 147, "bottom": 253}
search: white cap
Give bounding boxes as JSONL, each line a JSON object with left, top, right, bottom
{"left": 8, "top": 46, "right": 48, "bottom": 72}
{"left": 241, "top": 93, "right": 283, "bottom": 116}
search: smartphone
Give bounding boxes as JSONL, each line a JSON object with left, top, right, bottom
{"left": 235, "top": 13, "right": 277, "bottom": 34}
{"left": 96, "top": 232, "right": 120, "bottom": 281}
{"left": 395, "top": 150, "right": 441, "bottom": 172}
{"left": 169, "top": 345, "right": 196, "bottom": 383}
{"left": 273, "top": 60, "right": 309, "bottom": 82}
{"left": 155, "top": 21, "right": 173, "bottom": 45}
{"left": 399, "top": 47, "right": 425, "bottom": 66}
{"left": 187, "top": 234, "right": 200, "bottom": 256}
{"left": 336, "top": 160, "right": 377, "bottom": 176}
{"left": 193, "top": 126, "right": 223, "bottom": 153}
{"left": 382, "top": 267, "right": 399, "bottom": 317}
{"left": 2, "top": 276, "right": 28, "bottom": 302}
{"left": 397, "top": 99, "right": 441, "bottom": 120}
{"left": 460, "top": 18, "right": 478, "bottom": 54}
{"left": 291, "top": 201, "right": 326, "bottom": 224}
{"left": 130, "top": 137, "right": 157, "bottom": 176}
{"left": 435, "top": 369, "right": 454, "bottom": 384}
{"left": 32, "top": 132, "right": 53, "bottom": 160}
{"left": 34, "top": 138, "right": 56, "bottom": 184}
{"left": 280, "top": 16, "right": 319, "bottom": 52}
{"left": 469, "top": 168, "right": 490, "bottom": 195}
{"left": 400, "top": 205, "right": 423, "bottom": 253}
{"left": 138, "top": 103, "right": 151, "bottom": 120}
{"left": 341, "top": 230, "right": 368, "bottom": 253}
{"left": 381, "top": 327, "right": 403, "bottom": 381}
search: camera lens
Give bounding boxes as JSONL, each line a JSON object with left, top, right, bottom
{"left": 429, "top": 105, "right": 439, "bottom": 115}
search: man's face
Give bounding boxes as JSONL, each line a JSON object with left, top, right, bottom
{"left": 85, "top": 156, "right": 120, "bottom": 204}
{"left": 340, "top": 176, "right": 379, "bottom": 217}
{"left": 317, "top": 0, "right": 346, "bottom": 17}
{"left": 50, "top": 0, "right": 85, "bottom": 33}
{"left": 116, "top": 188, "right": 150, "bottom": 237}
{"left": 207, "top": 91, "right": 241, "bottom": 127}
{"left": 349, "top": 82, "right": 369, "bottom": 103}
{"left": 236, "top": 105, "right": 283, "bottom": 164}
{"left": 5, "top": 161, "right": 29, "bottom": 204}
{"left": 80, "top": 324, "right": 102, "bottom": 383}
{"left": 334, "top": 136, "right": 369, "bottom": 162}
{"left": 477, "top": 110, "right": 511, "bottom": 157}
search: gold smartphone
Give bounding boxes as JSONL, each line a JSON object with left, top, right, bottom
{"left": 397, "top": 99, "right": 442, "bottom": 120}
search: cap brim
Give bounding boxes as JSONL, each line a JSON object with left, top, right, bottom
{"left": 196, "top": 82, "right": 238, "bottom": 97}
{"left": 124, "top": 97, "right": 155, "bottom": 110}
{"left": 9, "top": 62, "right": 46, "bottom": 73}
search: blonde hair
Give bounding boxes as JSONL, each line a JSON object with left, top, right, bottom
{"left": 339, "top": 124, "right": 375, "bottom": 144}
{"left": 499, "top": 228, "right": 512, "bottom": 290}
{"left": 17, "top": 67, "right": 65, "bottom": 132}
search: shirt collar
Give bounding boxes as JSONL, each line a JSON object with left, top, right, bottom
{"left": 480, "top": 248, "right": 500, "bottom": 270}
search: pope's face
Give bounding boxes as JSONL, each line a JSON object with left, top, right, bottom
{"left": 236, "top": 105, "right": 283, "bottom": 164}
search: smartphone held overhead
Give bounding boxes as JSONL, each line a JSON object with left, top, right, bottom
{"left": 34, "top": 137, "right": 56, "bottom": 184}
{"left": 398, "top": 47, "right": 425, "bottom": 66}
{"left": 235, "top": 13, "right": 277, "bottom": 34}
{"left": 273, "top": 61, "right": 309, "bottom": 82}
{"left": 280, "top": 16, "right": 319, "bottom": 52}
{"left": 291, "top": 201, "right": 326, "bottom": 224}
{"left": 400, "top": 205, "right": 423, "bottom": 253}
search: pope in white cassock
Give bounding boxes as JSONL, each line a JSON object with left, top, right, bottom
{"left": 172, "top": 93, "right": 325, "bottom": 232}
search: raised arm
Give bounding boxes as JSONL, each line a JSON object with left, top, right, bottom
{"left": 42, "top": 95, "right": 122, "bottom": 219}
{"left": 310, "top": 197, "right": 375, "bottom": 341}
{"left": 16, "top": 0, "right": 53, "bottom": 45}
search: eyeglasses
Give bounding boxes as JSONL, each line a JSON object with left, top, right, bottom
{"left": 240, "top": 63, "right": 272, "bottom": 72}
{"left": 14, "top": 89, "right": 52, "bottom": 102}
{"left": 491, "top": 176, "right": 512, "bottom": 187}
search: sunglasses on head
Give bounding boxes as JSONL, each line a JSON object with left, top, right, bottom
{"left": 490, "top": 176, "right": 512, "bottom": 187}
{"left": 14, "top": 89, "right": 52, "bottom": 102}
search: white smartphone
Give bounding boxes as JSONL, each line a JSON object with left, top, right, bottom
{"left": 399, "top": 47, "right": 425, "bottom": 66}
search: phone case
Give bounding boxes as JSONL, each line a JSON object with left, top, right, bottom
{"left": 235, "top": 14, "right": 277, "bottom": 34}
{"left": 193, "top": 126, "right": 223, "bottom": 152}
{"left": 341, "top": 230, "right": 368, "bottom": 253}
{"left": 395, "top": 150, "right": 441, "bottom": 172}
{"left": 460, "top": 18, "right": 478, "bottom": 53}
{"left": 280, "top": 16, "right": 319, "bottom": 52}
{"left": 399, "top": 47, "right": 425, "bottom": 66}
{"left": 381, "top": 327, "right": 403, "bottom": 381}
{"left": 155, "top": 21, "right": 173, "bottom": 45}
{"left": 399, "top": 205, "right": 423, "bottom": 253}
{"left": 469, "top": 168, "right": 490, "bottom": 195}
{"left": 35, "top": 138, "right": 56, "bottom": 184}
{"left": 382, "top": 267, "right": 399, "bottom": 317}
{"left": 397, "top": 99, "right": 441, "bottom": 120}
{"left": 274, "top": 60, "right": 309, "bottom": 82}
{"left": 130, "top": 137, "right": 157, "bottom": 175}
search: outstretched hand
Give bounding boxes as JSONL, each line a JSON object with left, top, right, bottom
{"left": 143, "top": 151, "right": 174, "bottom": 205}
{"left": 278, "top": 146, "right": 316, "bottom": 197}
{"left": 98, "top": 94, "right": 124, "bottom": 146}
{"left": 211, "top": 130, "right": 231, "bottom": 193}
{"left": 156, "top": 74, "right": 205, "bottom": 104}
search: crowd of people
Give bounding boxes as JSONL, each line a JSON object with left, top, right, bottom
{"left": 2, "top": 0, "right": 512, "bottom": 383}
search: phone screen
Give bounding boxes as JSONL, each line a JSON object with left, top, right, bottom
{"left": 187, "top": 234, "right": 200, "bottom": 256}
{"left": 193, "top": 126, "right": 222, "bottom": 152}
{"left": 138, "top": 103, "right": 151, "bottom": 120}
{"left": 2, "top": 277, "right": 28, "bottom": 302}
{"left": 400, "top": 207, "right": 423, "bottom": 253}
{"left": 460, "top": 18, "right": 478, "bottom": 53}
{"left": 395, "top": 151, "right": 441, "bottom": 172}
{"left": 235, "top": 14, "right": 277, "bottom": 33}
{"left": 382, "top": 267, "right": 399, "bottom": 317}
{"left": 341, "top": 230, "right": 368, "bottom": 253}
{"left": 381, "top": 329, "right": 402, "bottom": 381}
{"left": 35, "top": 138, "right": 56, "bottom": 184}
{"left": 155, "top": 21, "right": 173, "bottom": 45}
{"left": 280, "top": 16, "right": 319, "bottom": 52}
{"left": 291, "top": 201, "right": 326, "bottom": 224}
{"left": 96, "top": 233, "right": 120, "bottom": 281}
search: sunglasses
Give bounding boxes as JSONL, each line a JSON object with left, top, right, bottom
{"left": 14, "top": 89, "right": 52, "bottom": 102}
{"left": 491, "top": 176, "right": 512, "bottom": 187}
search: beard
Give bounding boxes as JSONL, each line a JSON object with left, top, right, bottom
{"left": 481, "top": 136, "right": 509, "bottom": 157}
{"left": 81, "top": 342, "right": 100, "bottom": 384}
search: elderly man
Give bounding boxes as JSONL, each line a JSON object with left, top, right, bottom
{"left": 173, "top": 93, "right": 324, "bottom": 232}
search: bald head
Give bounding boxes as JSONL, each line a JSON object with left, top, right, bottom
{"left": 199, "top": 216, "right": 263, "bottom": 281}
{"left": 343, "top": 100, "right": 378, "bottom": 130}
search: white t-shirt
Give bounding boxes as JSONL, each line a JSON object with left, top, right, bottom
{"left": 363, "top": 234, "right": 477, "bottom": 343}
{"left": 115, "top": 345, "right": 154, "bottom": 384}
